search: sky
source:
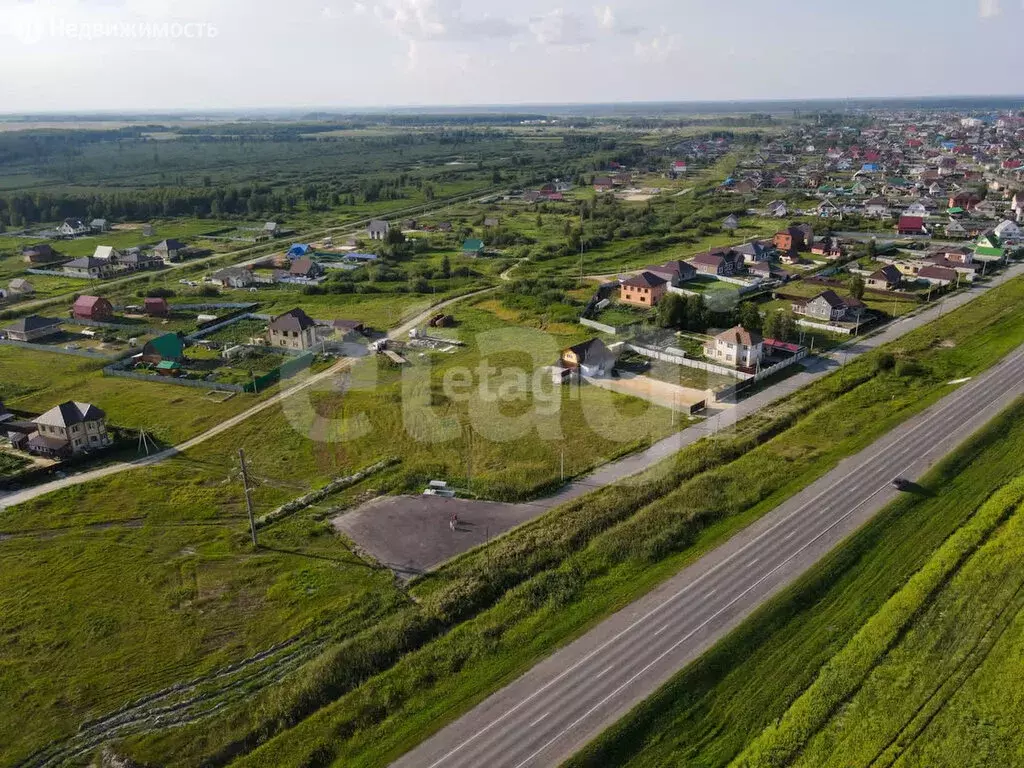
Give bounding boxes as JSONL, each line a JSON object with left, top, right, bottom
{"left": 0, "top": 0, "right": 1022, "bottom": 112}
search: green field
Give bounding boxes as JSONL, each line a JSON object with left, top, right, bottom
{"left": 569, "top": 400, "right": 1024, "bottom": 768}
{"left": 111, "top": 276, "right": 1024, "bottom": 767}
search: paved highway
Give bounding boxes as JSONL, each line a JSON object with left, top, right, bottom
{"left": 391, "top": 342, "right": 1024, "bottom": 768}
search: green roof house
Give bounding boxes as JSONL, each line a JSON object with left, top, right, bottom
{"left": 974, "top": 232, "right": 1004, "bottom": 260}
{"left": 142, "top": 332, "right": 185, "bottom": 364}
{"left": 462, "top": 238, "right": 485, "bottom": 256}
{"left": 155, "top": 360, "right": 182, "bottom": 376}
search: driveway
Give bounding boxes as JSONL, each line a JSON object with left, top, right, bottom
{"left": 584, "top": 372, "right": 712, "bottom": 413}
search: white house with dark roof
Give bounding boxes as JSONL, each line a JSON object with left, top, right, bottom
{"left": 704, "top": 326, "right": 763, "bottom": 369}
{"left": 268, "top": 308, "right": 318, "bottom": 351}
{"left": 2, "top": 315, "right": 62, "bottom": 342}
{"left": 15, "top": 401, "right": 111, "bottom": 458}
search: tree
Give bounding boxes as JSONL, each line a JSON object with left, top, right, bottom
{"left": 848, "top": 274, "right": 865, "bottom": 301}
{"left": 764, "top": 307, "right": 796, "bottom": 341}
{"left": 737, "top": 301, "right": 762, "bottom": 332}
{"left": 440, "top": 253, "right": 451, "bottom": 279}
{"left": 684, "top": 294, "right": 708, "bottom": 332}
{"left": 657, "top": 293, "right": 688, "bottom": 329}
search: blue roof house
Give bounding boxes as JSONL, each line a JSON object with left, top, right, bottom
{"left": 287, "top": 244, "right": 313, "bottom": 260}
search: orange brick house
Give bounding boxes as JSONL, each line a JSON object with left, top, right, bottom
{"left": 619, "top": 271, "right": 668, "bottom": 307}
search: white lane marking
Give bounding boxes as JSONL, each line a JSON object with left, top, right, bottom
{"left": 510, "top": 448, "right": 971, "bottom": 768}
{"left": 423, "top": 349, "right": 1024, "bottom": 768}
{"left": 783, "top": 529, "right": 798, "bottom": 541}
{"left": 528, "top": 712, "right": 549, "bottom": 728}
{"left": 595, "top": 665, "right": 615, "bottom": 680}
{"left": 702, "top": 588, "right": 718, "bottom": 600}
{"left": 654, "top": 624, "right": 669, "bottom": 636}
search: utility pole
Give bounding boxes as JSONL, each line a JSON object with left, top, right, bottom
{"left": 466, "top": 427, "right": 473, "bottom": 494}
{"left": 239, "top": 448, "right": 258, "bottom": 547}
{"left": 560, "top": 449, "right": 565, "bottom": 483}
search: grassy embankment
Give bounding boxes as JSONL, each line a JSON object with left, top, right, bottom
{"left": 569, "top": 400, "right": 1024, "bottom": 768}
{"left": 120, "top": 276, "right": 1024, "bottom": 767}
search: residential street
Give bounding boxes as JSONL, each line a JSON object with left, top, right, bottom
{"left": 389, "top": 325, "right": 1024, "bottom": 768}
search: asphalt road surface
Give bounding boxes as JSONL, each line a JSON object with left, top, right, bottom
{"left": 390, "top": 342, "right": 1024, "bottom": 768}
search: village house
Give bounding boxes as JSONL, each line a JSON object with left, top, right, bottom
{"left": 57, "top": 218, "right": 90, "bottom": 238}
{"left": 866, "top": 264, "right": 903, "bottom": 290}
{"left": 21, "top": 243, "right": 59, "bottom": 264}
{"left": 268, "top": 308, "right": 318, "bottom": 351}
{"left": 118, "top": 249, "right": 163, "bottom": 272}
{"left": 367, "top": 220, "right": 391, "bottom": 241}
{"left": 704, "top": 325, "right": 763, "bottom": 370}
{"left": 90, "top": 218, "right": 109, "bottom": 232}
{"left": 560, "top": 338, "right": 613, "bottom": 378}
{"left": 917, "top": 265, "right": 958, "bottom": 287}
{"left": 63, "top": 257, "right": 114, "bottom": 279}
{"left": 288, "top": 257, "right": 325, "bottom": 280}
{"left": 897, "top": 215, "right": 928, "bottom": 235}
{"left": 795, "top": 290, "right": 866, "bottom": 323}
{"left": 72, "top": 295, "right": 114, "bottom": 322}
{"left": 143, "top": 297, "right": 170, "bottom": 317}
{"left": 688, "top": 249, "right": 744, "bottom": 277}
{"left": 8, "top": 278, "right": 34, "bottom": 297}
{"left": 735, "top": 240, "right": 773, "bottom": 263}
{"left": 994, "top": 219, "right": 1022, "bottom": 243}
{"left": 154, "top": 239, "right": 187, "bottom": 262}
{"left": 810, "top": 236, "right": 844, "bottom": 259}
{"left": 593, "top": 177, "right": 614, "bottom": 192}
{"left": 2, "top": 315, "right": 61, "bottom": 342}
{"left": 263, "top": 221, "right": 280, "bottom": 238}
{"left": 12, "top": 401, "right": 111, "bottom": 459}
{"left": 619, "top": 271, "right": 667, "bottom": 307}
{"left": 773, "top": 224, "right": 814, "bottom": 253}
{"left": 722, "top": 214, "right": 740, "bottom": 230}
{"left": 210, "top": 266, "right": 255, "bottom": 289}
{"left": 643, "top": 260, "right": 697, "bottom": 287}
{"left": 287, "top": 243, "right": 313, "bottom": 260}
{"left": 141, "top": 333, "right": 185, "bottom": 365}
{"left": 766, "top": 200, "right": 788, "bottom": 218}
{"left": 92, "top": 245, "right": 121, "bottom": 262}
{"left": 747, "top": 261, "right": 784, "bottom": 280}
{"left": 863, "top": 196, "right": 890, "bottom": 218}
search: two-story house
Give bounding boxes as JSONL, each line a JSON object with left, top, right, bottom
{"left": 16, "top": 401, "right": 111, "bottom": 458}
{"left": 268, "top": 308, "right": 318, "bottom": 351}
{"left": 367, "top": 220, "right": 391, "bottom": 241}
{"left": 619, "top": 271, "right": 668, "bottom": 307}
{"left": 704, "top": 325, "right": 763, "bottom": 370}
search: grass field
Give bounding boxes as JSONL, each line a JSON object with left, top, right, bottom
{"left": 0, "top": 301, "right": 685, "bottom": 764}
{"left": 0, "top": 345, "right": 268, "bottom": 445}
{"left": 111, "top": 276, "right": 1024, "bottom": 767}
{"left": 569, "top": 400, "right": 1024, "bottom": 768}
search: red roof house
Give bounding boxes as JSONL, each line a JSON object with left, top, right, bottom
{"left": 72, "top": 295, "right": 113, "bottom": 321}
{"left": 897, "top": 216, "right": 927, "bottom": 235}
{"left": 143, "top": 297, "right": 169, "bottom": 317}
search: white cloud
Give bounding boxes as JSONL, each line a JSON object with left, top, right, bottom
{"left": 979, "top": 0, "right": 1001, "bottom": 17}
{"left": 633, "top": 29, "right": 679, "bottom": 62}
{"left": 372, "top": 0, "right": 520, "bottom": 41}
{"left": 594, "top": 4, "right": 643, "bottom": 36}
{"left": 529, "top": 8, "right": 591, "bottom": 46}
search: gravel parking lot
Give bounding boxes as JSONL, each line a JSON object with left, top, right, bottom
{"left": 333, "top": 495, "right": 540, "bottom": 579}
